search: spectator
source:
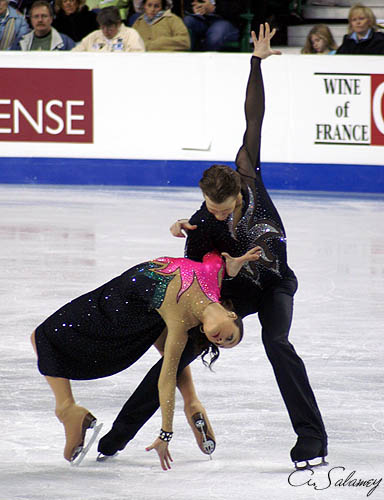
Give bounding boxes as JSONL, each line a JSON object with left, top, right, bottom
{"left": 181, "top": 0, "right": 243, "bottom": 51}
{"left": 132, "top": 0, "right": 189, "bottom": 51}
{"left": 72, "top": 5, "right": 145, "bottom": 51}
{"left": 337, "top": 3, "right": 384, "bottom": 55}
{"left": 301, "top": 24, "right": 337, "bottom": 54}
{"left": 127, "top": 0, "right": 154, "bottom": 25}
{"left": 85, "top": 0, "right": 130, "bottom": 23}
{"left": 52, "top": 0, "right": 98, "bottom": 43}
{"left": 0, "top": 0, "right": 30, "bottom": 49}
{"left": 18, "top": 0, "right": 75, "bottom": 49}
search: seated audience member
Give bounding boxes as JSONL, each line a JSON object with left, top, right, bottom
{"left": 18, "top": 0, "right": 75, "bottom": 49}
{"left": 132, "top": 0, "right": 189, "bottom": 51}
{"left": 52, "top": 0, "right": 99, "bottom": 42}
{"left": 72, "top": 5, "right": 145, "bottom": 51}
{"left": 0, "top": 0, "right": 30, "bottom": 49}
{"left": 301, "top": 24, "right": 337, "bottom": 54}
{"left": 182, "top": 0, "right": 243, "bottom": 51}
{"left": 337, "top": 3, "right": 384, "bottom": 55}
{"left": 85, "top": 0, "right": 130, "bottom": 22}
{"left": 126, "top": 0, "right": 150, "bottom": 25}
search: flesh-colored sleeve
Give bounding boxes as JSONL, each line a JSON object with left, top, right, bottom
{"left": 157, "top": 322, "right": 188, "bottom": 432}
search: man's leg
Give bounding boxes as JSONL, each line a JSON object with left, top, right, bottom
{"left": 258, "top": 277, "right": 328, "bottom": 461}
{"left": 183, "top": 14, "right": 208, "bottom": 50}
{"left": 204, "top": 18, "right": 239, "bottom": 51}
{"left": 98, "top": 336, "right": 200, "bottom": 456}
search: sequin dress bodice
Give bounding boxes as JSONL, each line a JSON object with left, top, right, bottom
{"left": 128, "top": 251, "right": 224, "bottom": 310}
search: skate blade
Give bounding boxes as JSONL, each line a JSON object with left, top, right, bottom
{"left": 294, "top": 456, "right": 328, "bottom": 470}
{"left": 71, "top": 422, "right": 104, "bottom": 466}
{"left": 193, "top": 413, "right": 216, "bottom": 457}
{"left": 96, "top": 452, "right": 118, "bottom": 462}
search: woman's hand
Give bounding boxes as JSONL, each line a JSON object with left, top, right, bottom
{"left": 146, "top": 437, "right": 173, "bottom": 471}
{"left": 169, "top": 219, "right": 197, "bottom": 238}
{"left": 222, "top": 246, "right": 262, "bottom": 277}
{"left": 252, "top": 23, "right": 282, "bottom": 59}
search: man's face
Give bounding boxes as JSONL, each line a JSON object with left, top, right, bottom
{"left": 204, "top": 194, "right": 238, "bottom": 221}
{"left": 30, "top": 6, "right": 53, "bottom": 36}
{"left": 0, "top": 0, "right": 9, "bottom": 17}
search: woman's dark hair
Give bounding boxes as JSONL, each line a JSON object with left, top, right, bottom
{"left": 191, "top": 299, "right": 244, "bottom": 370}
{"left": 199, "top": 164, "right": 241, "bottom": 204}
{"left": 97, "top": 6, "right": 121, "bottom": 26}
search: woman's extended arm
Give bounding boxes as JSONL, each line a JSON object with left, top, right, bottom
{"left": 146, "top": 322, "right": 188, "bottom": 470}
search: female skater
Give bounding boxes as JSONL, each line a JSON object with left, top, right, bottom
{"left": 31, "top": 247, "right": 261, "bottom": 470}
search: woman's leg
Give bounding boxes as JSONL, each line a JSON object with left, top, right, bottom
{"left": 31, "top": 330, "right": 96, "bottom": 462}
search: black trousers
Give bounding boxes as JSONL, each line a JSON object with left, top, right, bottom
{"left": 99, "top": 274, "right": 327, "bottom": 455}
{"left": 222, "top": 273, "right": 327, "bottom": 443}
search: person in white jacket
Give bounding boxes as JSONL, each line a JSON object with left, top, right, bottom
{"left": 72, "top": 5, "right": 145, "bottom": 51}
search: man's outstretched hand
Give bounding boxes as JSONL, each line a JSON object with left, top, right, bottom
{"left": 252, "top": 23, "right": 282, "bottom": 59}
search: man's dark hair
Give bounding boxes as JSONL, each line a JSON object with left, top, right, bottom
{"left": 199, "top": 164, "right": 241, "bottom": 203}
{"left": 97, "top": 6, "right": 121, "bottom": 26}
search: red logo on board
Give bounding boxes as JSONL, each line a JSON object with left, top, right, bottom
{"left": 371, "top": 75, "right": 384, "bottom": 146}
{"left": 0, "top": 68, "right": 93, "bottom": 143}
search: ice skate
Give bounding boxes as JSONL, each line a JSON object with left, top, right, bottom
{"left": 186, "top": 409, "right": 216, "bottom": 457}
{"left": 55, "top": 400, "right": 99, "bottom": 464}
{"left": 290, "top": 437, "right": 328, "bottom": 470}
{"left": 96, "top": 451, "right": 118, "bottom": 462}
{"left": 97, "top": 426, "right": 130, "bottom": 460}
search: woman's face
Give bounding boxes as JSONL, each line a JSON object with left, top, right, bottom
{"left": 350, "top": 10, "right": 371, "bottom": 38}
{"left": 203, "top": 310, "right": 241, "bottom": 349}
{"left": 144, "top": 0, "right": 162, "bottom": 19}
{"left": 62, "top": 0, "right": 78, "bottom": 15}
{"left": 310, "top": 34, "right": 327, "bottom": 53}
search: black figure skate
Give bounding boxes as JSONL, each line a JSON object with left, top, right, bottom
{"left": 290, "top": 437, "right": 328, "bottom": 470}
{"left": 188, "top": 412, "right": 216, "bottom": 458}
{"left": 96, "top": 427, "right": 129, "bottom": 462}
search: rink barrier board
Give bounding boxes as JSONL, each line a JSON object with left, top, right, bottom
{"left": 1, "top": 52, "right": 384, "bottom": 193}
{"left": 0, "top": 157, "right": 383, "bottom": 193}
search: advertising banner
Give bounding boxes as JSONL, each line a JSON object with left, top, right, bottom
{"left": 0, "top": 68, "right": 93, "bottom": 143}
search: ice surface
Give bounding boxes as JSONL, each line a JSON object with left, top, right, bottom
{"left": 0, "top": 185, "right": 383, "bottom": 500}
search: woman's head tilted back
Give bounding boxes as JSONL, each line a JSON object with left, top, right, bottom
{"left": 196, "top": 300, "right": 244, "bottom": 368}
{"left": 199, "top": 165, "right": 242, "bottom": 221}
